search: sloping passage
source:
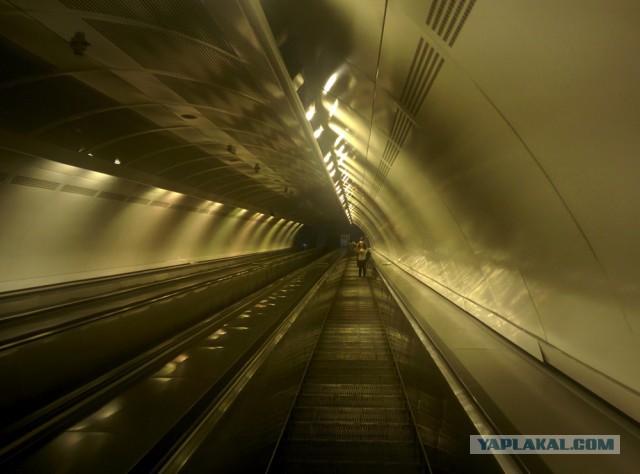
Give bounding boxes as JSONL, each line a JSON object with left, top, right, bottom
{"left": 269, "top": 260, "right": 426, "bottom": 472}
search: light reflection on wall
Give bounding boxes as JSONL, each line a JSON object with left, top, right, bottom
{"left": 159, "top": 199, "right": 213, "bottom": 262}
{"left": 248, "top": 213, "right": 277, "bottom": 249}
{"left": 271, "top": 218, "right": 293, "bottom": 243}
{"left": 234, "top": 210, "right": 263, "bottom": 250}
{"left": 0, "top": 168, "right": 304, "bottom": 288}
{"left": 283, "top": 222, "right": 303, "bottom": 242}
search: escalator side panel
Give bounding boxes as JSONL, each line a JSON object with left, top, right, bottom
{"left": 174, "top": 258, "right": 348, "bottom": 473}
{"left": 369, "top": 276, "right": 502, "bottom": 473}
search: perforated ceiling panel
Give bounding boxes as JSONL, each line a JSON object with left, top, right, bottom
{"left": 0, "top": 36, "right": 58, "bottom": 83}
{"left": 60, "top": 0, "right": 235, "bottom": 51}
{"left": 0, "top": 0, "right": 348, "bottom": 225}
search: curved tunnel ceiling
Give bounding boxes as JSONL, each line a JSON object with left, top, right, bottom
{"left": 1, "top": 0, "right": 640, "bottom": 418}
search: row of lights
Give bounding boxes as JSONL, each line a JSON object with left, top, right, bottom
{"left": 80, "top": 147, "right": 120, "bottom": 166}
{"left": 79, "top": 147, "right": 298, "bottom": 223}
{"left": 306, "top": 73, "right": 353, "bottom": 224}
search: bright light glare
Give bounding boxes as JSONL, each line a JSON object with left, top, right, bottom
{"left": 314, "top": 126, "right": 324, "bottom": 138}
{"left": 329, "top": 99, "right": 339, "bottom": 117}
{"left": 327, "top": 161, "right": 334, "bottom": 171}
{"left": 330, "top": 169, "right": 336, "bottom": 177}
{"left": 323, "top": 152, "right": 331, "bottom": 163}
{"left": 323, "top": 73, "right": 338, "bottom": 93}
{"left": 305, "top": 104, "right": 315, "bottom": 121}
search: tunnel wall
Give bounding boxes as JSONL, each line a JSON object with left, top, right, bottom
{"left": 356, "top": 0, "right": 640, "bottom": 419}
{"left": 0, "top": 154, "right": 301, "bottom": 291}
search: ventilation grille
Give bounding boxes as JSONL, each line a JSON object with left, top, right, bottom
{"left": 127, "top": 196, "right": 150, "bottom": 205}
{"left": 383, "top": 110, "right": 412, "bottom": 169}
{"left": 60, "top": 0, "right": 234, "bottom": 54}
{"left": 11, "top": 176, "right": 60, "bottom": 191}
{"left": 371, "top": 162, "right": 391, "bottom": 199}
{"left": 61, "top": 184, "right": 98, "bottom": 196}
{"left": 5, "top": 173, "right": 222, "bottom": 216}
{"left": 426, "top": 0, "right": 476, "bottom": 46}
{"left": 371, "top": 38, "right": 443, "bottom": 198}
{"left": 98, "top": 191, "right": 127, "bottom": 201}
{"left": 170, "top": 203, "right": 199, "bottom": 213}
{"left": 0, "top": 36, "right": 58, "bottom": 83}
{"left": 399, "top": 37, "right": 443, "bottom": 117}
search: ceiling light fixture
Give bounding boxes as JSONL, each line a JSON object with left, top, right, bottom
{"left": 305, "top": 104, "right": 316, "bottom": 121}
{"left": 323, "top": 73, "right": 338, "bottom": 93}
{"left": 329, "top": 99, "right": 339, "bottom": 117}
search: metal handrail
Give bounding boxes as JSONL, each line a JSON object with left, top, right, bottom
{"left": 155, "top": 251, "right": 345, "bottom": 473}
{"left": 375, "top": 265, "right": 525, "bottom": 473}
{"left": 264, "top": 255, "right": 349, "bottom": 473}
{"left": 367, "top": 276, "right": 432, "bottom": 474}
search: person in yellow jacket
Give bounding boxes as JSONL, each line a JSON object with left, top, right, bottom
{"left": 356, "top": 238, "right": 368, "bottom": 277}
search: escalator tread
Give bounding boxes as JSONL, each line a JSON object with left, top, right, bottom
{"left": 271, "top": 264, "right": 426, "bottom": 472}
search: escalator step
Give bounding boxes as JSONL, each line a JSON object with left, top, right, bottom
{"left": 270, "top": 264, "right": 426, "bottom": 471}
{"left": 286, "top": 420, "right": 416, "bottom": 442}
{"left": 273, "top": 459, "right": 425, "bottom": 473}
{"left": 305, "top": 374, "right": 399, "bottom": 384}
{"left": 312, "top": 351, "right": 393, "bottom": 361}
{"left": 297, "top": 395, "right": 406, "bottom": 409}
{"left": 292, "top": 406, "right": 412, "bottom": 424}
{"left": 308, "top": 360, "right": 397, "bottom": 371}
{"left": 300, "top": 383, "right": 404, "bottom": 396}
{"left": 274, "top": 439, "right": 422, "bottom": 464}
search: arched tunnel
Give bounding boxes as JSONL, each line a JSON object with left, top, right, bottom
{"left": 0, "top": 0, "right": 638, "bottom": 472}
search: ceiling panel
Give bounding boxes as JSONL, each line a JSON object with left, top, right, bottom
{"left": 0, "top": 0, "right": 348, "bottom": 225}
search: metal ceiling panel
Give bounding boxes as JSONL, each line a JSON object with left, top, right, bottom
{"left": 0, "top": 0, "right": 347, "bottom": 224}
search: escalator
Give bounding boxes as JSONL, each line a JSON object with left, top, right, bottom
{"left": 4, "top": 255, "right": 504, "bottom": 473}
{"left": 268, "top": 263, "right": 428, "bottom": 472}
